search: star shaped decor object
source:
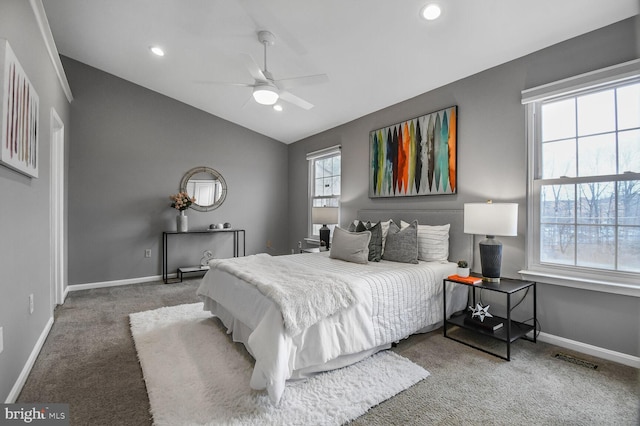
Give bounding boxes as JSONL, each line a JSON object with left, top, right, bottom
{"left": 469, "top": 303, "right": 493, "bottom": 322}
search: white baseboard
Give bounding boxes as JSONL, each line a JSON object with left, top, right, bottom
{"left": 538, "top": 331, "right": 640, "bottom": 369}
{"left": 68, "top": 274, "right": 176, "bottom": 292}
{"left": 5, "top": 316, "right": 54, "bottom": 403}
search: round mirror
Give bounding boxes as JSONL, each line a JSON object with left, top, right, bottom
{"left": 180, "top": 166, "right": 227, "bottom": 212}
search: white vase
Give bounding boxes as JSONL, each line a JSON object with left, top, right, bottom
{"left": 177, "top": 210, "right": 188, "bottom": 232}
{"left": 457, "top": 267, "right": 470, "bottom": 277}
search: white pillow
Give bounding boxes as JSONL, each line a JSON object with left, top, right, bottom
{"left": 401, "top": 220, "right": 450, "bottom": 262}
{"left": 329, "top": 226, "right": 371, "bottom": 264}
{"left": 379, "top": 219, "right": 393, "bottom": 253}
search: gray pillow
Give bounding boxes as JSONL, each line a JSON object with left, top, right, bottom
{"left": 364, "top": 221, "right": 383, "bottom": 262}
{"left": 348, "top": 220, "right": 383, "bottom": 262}
{"left": 329, "top": 226, "right": 371, "bottom": 264}
{"left": 382, "top": 220, "right": 418, "bottom": 264}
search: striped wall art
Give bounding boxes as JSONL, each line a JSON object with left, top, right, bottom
{"left": 1, "top": 39, "right": 39, "bottom": 178}
{"left": 369, "top": 105, "right": 457, "bottom": 198}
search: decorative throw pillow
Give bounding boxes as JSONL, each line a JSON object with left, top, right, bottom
{"left": 419, "top": 223, "right": 450, "bottom": 262}
{"left": 401, "top": 220, "right": 450, "bottom": 262}
{"left": 382, "top": 220, "right": 418, "bottom": 264}
{"left": 366, "top": 221, "right": 383, "bottom": 262}
{"left": 347, "top": 220, "right": 383, "bottom": 261}
{"left": 329, "top": 226, "right": 371, "bottom": 264}
{"left": 379, "top": 219, "right": 392, "bottom": 253}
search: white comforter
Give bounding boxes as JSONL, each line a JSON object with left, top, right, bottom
{"left": 196, "top": 252, "right": 466, "bottom": 404}
{"left": 209, "top": 254, "right": 357, "bottom": 337}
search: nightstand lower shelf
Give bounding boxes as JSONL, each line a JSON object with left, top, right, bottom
{"left": 447, "top": 312, "right": 535, "bottom": 344}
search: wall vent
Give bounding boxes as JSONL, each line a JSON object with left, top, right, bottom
{"left": 554, "top": 352, "right": 598, "bottom": 370}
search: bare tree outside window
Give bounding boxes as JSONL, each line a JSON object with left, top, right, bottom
{"left": 538, "top": 82, "right": 640, "bottom": 273}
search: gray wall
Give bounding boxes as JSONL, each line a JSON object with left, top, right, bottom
{"left": 288, "top": 17, "right": 640, "bottom": 357}
{"left": 0, "top": 1, "right": 71, "bottom": 402}
{"left": 63, "top": 58, "right": 289, "bottom": 285}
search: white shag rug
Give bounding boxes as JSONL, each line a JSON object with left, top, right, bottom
{"left": 129, "top": 303, "right": 430, "bottom": 425}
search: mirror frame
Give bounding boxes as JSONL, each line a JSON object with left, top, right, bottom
{"left": 180, "top": 166, "right": 227, "bottom": 212}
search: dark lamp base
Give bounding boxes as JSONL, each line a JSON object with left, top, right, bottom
{"left": 479, "top": 236, "right": 502, "bottom": 283}
{"left": 319, "top": 225, "right": 330, "bottom": 249}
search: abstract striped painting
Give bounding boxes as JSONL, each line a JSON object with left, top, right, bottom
{"left": 369, "top": 106, "right": 457, "bottom": 198}
{"left": 1, "top": 39, "right": 39, "bottom": 178}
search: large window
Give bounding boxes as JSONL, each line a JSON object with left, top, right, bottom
{"left": 307, "top": 146, "right": 341, "bottom": 237}
{"left": 522, "top": 60, "right": 640, "bottom": 293}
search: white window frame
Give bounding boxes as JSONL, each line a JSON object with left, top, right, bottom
{"left": 521, "top": 59, "right": 640, "bottom": 298}
{"left": 307, "top": 145, "right": 341, "bottom": 240}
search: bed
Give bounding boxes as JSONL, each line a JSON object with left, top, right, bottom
{"left": 196, "top": 209, "right": 472, "bottom": 404}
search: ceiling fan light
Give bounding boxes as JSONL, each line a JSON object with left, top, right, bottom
{"left": 253, "top": 85, "right": 279, "bottom": 105}
{"left": 421, "top": 4, "right": 441, "bottom": 20}
{"left": 149, "top": 46, "right": 165, "bottom": 56}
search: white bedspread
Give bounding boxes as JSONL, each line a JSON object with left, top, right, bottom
{"left": 209, "top": 254, "right": 357, "bottom": 336}
{"left": 197, "top": 252, "right": 466, "bottom": 405}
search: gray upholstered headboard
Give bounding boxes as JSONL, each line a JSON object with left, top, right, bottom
{"left": 356, "top": 209, "right": 473, "bottom": 268}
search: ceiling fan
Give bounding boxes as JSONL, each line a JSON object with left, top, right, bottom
{"left": 226, "top": 30, "right": 329, "bottom": 110}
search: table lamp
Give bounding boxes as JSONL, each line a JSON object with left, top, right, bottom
{"left": 464, "top": 201, "right": 518, "bottom": 283}
{"left": 311, "top": 207, "right": 339, "bottom": 249}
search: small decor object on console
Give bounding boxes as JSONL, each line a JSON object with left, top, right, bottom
{"left": 447, "top": 274, "right": 482, "bottom": 284}
{"left": 200, "top": 250, "right": 214, "bottom": 269}
{"left": 456, "top": 260, "right": 469, "bottom": 277}
{"left": 170, "top": 191, "right": 195, "bottom": 233}
{"left": 469, "top": 303, "right": 493, "bottom": 322}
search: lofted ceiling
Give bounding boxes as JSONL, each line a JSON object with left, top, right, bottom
{"left": 42, "top": 0, "right": 638, "bottom": 144}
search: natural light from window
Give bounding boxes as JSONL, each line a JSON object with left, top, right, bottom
{"left": 538, "top": 82, "right": 640, "bottom": 274}
{"left": 309, "top": 149, "right": 341, "bottom": 237}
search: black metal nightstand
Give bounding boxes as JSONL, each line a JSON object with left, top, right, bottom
{"left": 443, "top": 274, "right": 536, "bottom": 360}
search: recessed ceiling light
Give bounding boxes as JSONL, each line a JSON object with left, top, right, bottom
{"left": 273, "top": 104, "right": 283, "bottom": 112}
{"left": 421, "top": 4, "right": 442, "bottom": 21}
{"left": 150, "top": 46, "right": 165, "bottom": 56}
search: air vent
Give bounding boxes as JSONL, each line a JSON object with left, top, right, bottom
{"left": 554, "top": 352, "right": 598, "bottom": 370}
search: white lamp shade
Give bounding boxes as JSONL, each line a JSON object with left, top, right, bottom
{"left": 311, "top": 207, "right": 339, "bottom": 225}
{"left": 253, "top": 84, "right": 279, "bottom": 105}
{"left": 464, "top": 203, "right": 518, "bottom": 236}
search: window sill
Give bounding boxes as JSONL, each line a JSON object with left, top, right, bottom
{"left": 304, "top": 237, "right": 320, "bottom": 246}
{"left": 518, "top": 269, "right": 640, "bottom": 298}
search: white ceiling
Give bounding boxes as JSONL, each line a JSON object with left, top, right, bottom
{"left": 42, "top": 0, "right": 638, "bottom": 144}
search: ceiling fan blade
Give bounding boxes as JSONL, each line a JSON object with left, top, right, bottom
{"left": 279, "top": 90, "right": 314, "bottom": 110}
{"left": 239, "top": 53, "right": 266, "bottom": 82}
{"left": 275, "top": 74, "right": 329, "bottom": 90}
{"left": 240, "top": 94, "right": 255, "bottom": 109}
{"left": 194, "top": 81, "right": 254, "bottom": 87}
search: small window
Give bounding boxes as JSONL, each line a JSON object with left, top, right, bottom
{"left": 307, "top": 146, "right": 341, "bottom": 237}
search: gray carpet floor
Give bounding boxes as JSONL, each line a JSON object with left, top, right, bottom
{"left": 17, "top": 279, "right": 640, "bottom": 425}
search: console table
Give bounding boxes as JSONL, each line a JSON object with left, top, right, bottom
{"left": 162, "top": 229, "right": 245, "bottom": 283}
